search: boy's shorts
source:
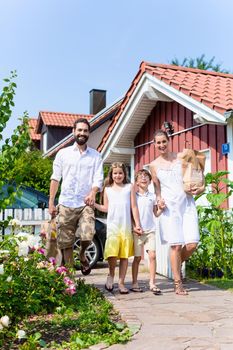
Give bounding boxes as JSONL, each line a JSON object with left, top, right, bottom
{"left": 57, "top": 204, "right": 95, "bottom": 249}
{"left": 133, "top": 230, "right": 156, "bottom": 257}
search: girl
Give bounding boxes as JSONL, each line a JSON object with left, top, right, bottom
{"left": 150, "top": 130, "right": 204, "bottom": 295}
{"left": 94, "top": 162, "right": 142, "bottom": 294}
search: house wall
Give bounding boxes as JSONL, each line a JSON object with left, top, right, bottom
{"left": 134, "top": 101, "right": 228, "bottom": 174}
{"left": 40, "top": 125, "right": 72, "bottom": 152}
{"left": 88, "top": 120, "right": 112, "bottom": 149}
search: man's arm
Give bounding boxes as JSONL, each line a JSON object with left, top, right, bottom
{"left": 85, "top": 186, "right": 99, "bottom": 206}
{"left": 49, "top": 179, "right": 59, "bottom": 217}
{"left": 85, "top": 154, "right": 104, "bottom": 206}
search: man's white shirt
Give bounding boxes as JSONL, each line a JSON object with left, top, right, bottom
{"left": 51, "top": 143, "right": 103, "bottom": 208}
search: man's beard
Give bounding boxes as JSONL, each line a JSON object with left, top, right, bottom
{"left": 74, "top": 135, "right": 89, "bottom": 145}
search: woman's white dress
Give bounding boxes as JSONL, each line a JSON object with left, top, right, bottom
{"left": 156, "top": 160, "right": 199, "bottom": 245}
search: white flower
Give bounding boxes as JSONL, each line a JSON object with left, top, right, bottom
{"left": 0, "top": 315, "right": 10, "bottom": 327}
{"left": 16, "top": 330, "right": 26, "bottom": 339}
{"left": 0, "top": 250, "right": 10, "bottom": 255}
{"left": 27, "top": 234, "right": 41, "bottom": 249}
{"left": 9, "top": 218, "right": 22, "bottom": 227}
{"left": 6, "top": 276, "right": 12, "bottom": 282}
{"left": 18, "top": 241, "right": 29, "bottom": 257}
{"left": 0, "top": 323, "right": 3, "bottom": 330}
{"left": 15, "top": 232, "right": 41, "bottom": 250}
{"left": 0, "top": 264, "right": 4, "bottom": 275}
{"left": 15, "top": 232, "right": 28, "bottom": 239}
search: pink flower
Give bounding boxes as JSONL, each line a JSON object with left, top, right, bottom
{"left": 65, "top": 284, "right": 76, "bottom": 295}
{"left": 56, "top": 266, "right": 68, "bottom": 274}
{"left": 37, "top": 248, "right": 45, "bottom": 255}
{"left": 64, "top": 276, "right": 74, "bottom": 286}
{"left": 40, "top": 230, "right": 46, "bottom": 238}
{"left": 49, "top": 257, "right": 56, "bottom": 265}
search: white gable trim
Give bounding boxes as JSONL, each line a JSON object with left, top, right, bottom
{"left": 101, "top": 72, "right": 227, "bottom": 161}
{"left": 145, "top": 73, "right": 226, "bottom": 124}
{"left": 101, "top": 74, "right": 150, "bottom": 160}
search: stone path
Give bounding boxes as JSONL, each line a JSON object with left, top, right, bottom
{"left": 85, "top": 262, "right": 233, "bottom": 350}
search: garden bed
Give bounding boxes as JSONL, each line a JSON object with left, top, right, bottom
{"left": 0, "top": 232, "right": 131, "bottom": 349}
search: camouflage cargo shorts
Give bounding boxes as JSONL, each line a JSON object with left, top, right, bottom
{"left": 56, "top": 204, "right": 95, "bottom": 249}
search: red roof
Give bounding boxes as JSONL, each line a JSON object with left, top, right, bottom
{"left": 98, "top": 62, "right": 233, "bottom": 151}
{"left": 28, "top": 118, "right": 41, "bottom": 141}
{"left": 145, "top": 63, "right": 233, "bottom": 114}
{"left": 36, "top": 111, "right": 93, "bottom": 133}
{"left": 44, "top": 99, "right": 122, "bottom": 158}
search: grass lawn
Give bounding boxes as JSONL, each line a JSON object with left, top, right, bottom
{"left": 202, "top": 278, "right": 233, "bottom": 292}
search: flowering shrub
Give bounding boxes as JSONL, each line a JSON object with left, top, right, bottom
{"left": 0, "top": 231, "right": 77, "bottom": 345}
{"left": 0, "top": 225, "right": 131, "bottom": 349}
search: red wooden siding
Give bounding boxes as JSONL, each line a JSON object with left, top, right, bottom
{"left": 134, "top": 101, "right": 228, "bottom": 174}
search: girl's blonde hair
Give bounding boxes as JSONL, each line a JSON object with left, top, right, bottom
{"left": 105, "top": 162, "right": 129, "bottom": 187}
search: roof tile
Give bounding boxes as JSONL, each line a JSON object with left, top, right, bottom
{"left": 98, "top": 62, "right": 233, "bottom": 151}
{"left": 28, "top": 118, "right": 41, "bottom": 140}
{"left": 39, "top": 111, "right": 93, "bottom": 127}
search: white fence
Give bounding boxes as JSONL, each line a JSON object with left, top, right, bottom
{"left": 142, "top": 220, "right": 173, "bottom": 279}
{"left": 1, "top": 208, "right": 175, "bottom": 278}
{"left": 0, "top": 208, "right": 50, "bottom": 235}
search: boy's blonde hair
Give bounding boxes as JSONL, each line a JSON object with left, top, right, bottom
{"left": 135, "top": 169, "right": 152, "bottom": 182}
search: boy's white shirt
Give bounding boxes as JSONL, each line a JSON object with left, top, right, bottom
{"left": 136, "top": 190, "right": 157, "bottom": 231}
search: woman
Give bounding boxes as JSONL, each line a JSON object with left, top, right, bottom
{"left": 150, "top": 130, "right": 205, "bottom": 295}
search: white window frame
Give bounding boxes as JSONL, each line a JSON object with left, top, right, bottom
{"left": 42, "top": 132, "right": 48, "bottom": 153}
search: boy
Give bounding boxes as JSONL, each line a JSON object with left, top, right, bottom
{"left": 131, "top": 169, "right": 165, "bottom": 295}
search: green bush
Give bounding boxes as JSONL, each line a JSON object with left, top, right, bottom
{"left": 0, "top": 233, "right": 76, "bottom": 323}
{"left": 188, "top": 171, "right": 233, "bottom": 278}
{"left": 0, "top": 228, "right": 131, "bottom": 349}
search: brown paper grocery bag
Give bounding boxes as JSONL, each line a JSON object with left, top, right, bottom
{"left": 41, "top": 217, "right": 62, "bottom": 264}
{"left": 181, "top": 149, "right": 206, "bottom": 193}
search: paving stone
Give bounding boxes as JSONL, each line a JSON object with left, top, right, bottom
{"left": 214, "top": 327, "right": 233, "bottom": 338}
{"left": 86, "top": 263, "right": 233, "bottom": 350}
{"left": 182, "top": 311, "right": 223, "bottom": 323}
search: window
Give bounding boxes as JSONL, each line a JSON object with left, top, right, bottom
{"left": 42, "top": 132, "right": 48, "bottom": 153}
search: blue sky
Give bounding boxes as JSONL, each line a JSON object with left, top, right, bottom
{"left": 1, "top": 0, "right": 232, "bottom": 140}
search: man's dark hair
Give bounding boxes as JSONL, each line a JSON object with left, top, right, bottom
{"left": 73, "top": 118, "right": 91, "bottom": 131}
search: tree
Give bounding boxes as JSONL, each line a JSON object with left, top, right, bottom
{"left": 0, "top": 72, "right": 31, "bottom": 214}
{"left": 6, "top": 150, "right": 53, "bottom": 195}
{"left": 170, "top": 54, "right": 230, "bottom": 73}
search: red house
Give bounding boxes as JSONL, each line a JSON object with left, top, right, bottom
{"left": 97, "top": 62, "right": 233, "bottom": 208}
{"left": 29, "top": 62, "right": 233, "bottom": 208}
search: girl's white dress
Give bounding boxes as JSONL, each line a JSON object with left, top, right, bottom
{"left": 104, "top": 183, "right": 134, "bottom": 259}
{"left": 156, "top": 160, "right": 199, "bottom": 245}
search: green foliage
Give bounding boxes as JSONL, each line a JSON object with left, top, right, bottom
{"left": 4, "top": 150, "right": 53, "bottom": 195}
{"left": 188, "top": 171, "right": 233, "bottom": 279}
{"left": 202, "top": 278, "right": 233, "bottom": 292}
{"left": 0, "top": 235, "right": 74, "bottom": 326}
{"left": 0, "top": 73, "right": 31, "bottom": 213}
{"left": 1, "top": 226, "right": 131, "bottom": 349}
{"left": 171, "top": 54, "right": 230, "bottom": 73}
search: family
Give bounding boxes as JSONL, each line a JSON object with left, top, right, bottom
{"left": 48, "top": 118, "right": 205, "bottom": 296}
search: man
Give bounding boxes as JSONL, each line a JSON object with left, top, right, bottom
{"left": 49, "top": 118, "right": 103, "bottom": 274}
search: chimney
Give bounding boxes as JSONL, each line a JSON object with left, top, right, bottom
{"left": 89, "top": 89, "right": 106, "bottom": 115}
